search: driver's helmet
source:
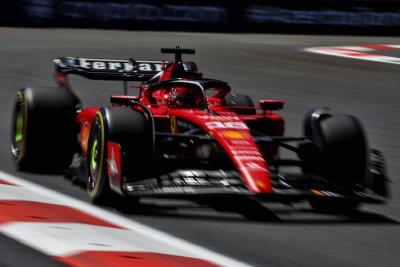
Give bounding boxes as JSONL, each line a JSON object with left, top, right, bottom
{"left": 170, "top": 86, "right": 204, "bottom": 108}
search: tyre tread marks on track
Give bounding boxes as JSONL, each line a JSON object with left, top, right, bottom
{"left": 305, "top": 44, "right": 400, "bottom": 65}
{"left": 0, "top": 174, "right": 253, "bottom": 267}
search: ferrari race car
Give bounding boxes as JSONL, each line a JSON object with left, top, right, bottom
{"left": 11, "top": 47, "right": 389, "bottom": 217}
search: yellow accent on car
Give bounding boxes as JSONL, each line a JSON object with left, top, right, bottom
{"left": 170, "top": 115, "right": 177, "bottom": 133}
{"left": 222, "top": 130, "right": 248, "bottom": 139}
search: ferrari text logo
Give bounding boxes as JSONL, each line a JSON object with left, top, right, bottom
{"left": 137, "top": 63, "right": 162, "bottom": 72}
{"left": 79, "top": 58, "right": 134, "bottom": 72}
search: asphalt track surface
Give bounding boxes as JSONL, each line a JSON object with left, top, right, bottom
{"left": 0, "top": 28, "right": 400, "bottom": 267}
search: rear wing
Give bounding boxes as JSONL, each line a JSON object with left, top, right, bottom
{"left": 53, "top": 48, "right": 199, "bottom": 93}
{"left": 54, "top": 57, "right": 169, "bottom": 82}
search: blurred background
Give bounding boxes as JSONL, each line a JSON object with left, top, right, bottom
{"left": 1, "top": 0, "right": 400, "bottom": 34}
{"left": 0, "top": 1, "right": 400, "bottom": 267}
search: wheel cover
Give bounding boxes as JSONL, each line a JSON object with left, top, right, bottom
{"left": 11, "top": 93, "right": 26, "bottom": 159}
{"left": 88, "top": 119, "right": 103, "bottom": 191}
{"left": 91, "top": 139, "right": 98, "bottom": 171}
{"left": 15, "top": 113, "right": 23, "bottom": 142}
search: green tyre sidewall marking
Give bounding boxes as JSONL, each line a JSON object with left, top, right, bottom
{"left": 13, "top": 91, "right": 28, "bottom": 163}
{"left": 15, "top": 113, "right": 23, "bottom": 142}
{"left": 88, "top": 112, "right": 106, "bottom": 199}
{"left": 91, "top": 139, "right": 98, "bottom": 170}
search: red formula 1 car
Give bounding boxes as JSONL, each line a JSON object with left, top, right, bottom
{"left": 11, "top": 47, "right": 389, "bottom": 217}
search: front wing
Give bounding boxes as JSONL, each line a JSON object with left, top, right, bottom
{"left": 122, "top": 169, "right": 386, "bottom": 204}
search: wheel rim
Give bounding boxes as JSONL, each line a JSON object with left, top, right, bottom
{"left": 11, "top": 93, "right": 26, "bottom": 159}
{"left": 91, "top": 139, "right": 98, "bottom": 171}
{"left": 88, "top": 119, "right": 103, "bottom": 191}
{"left": 15, "top": 112, "right": 23, "bottom": 142}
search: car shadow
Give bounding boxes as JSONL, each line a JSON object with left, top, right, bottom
{"left": 58, "top": 172, "right": 398, "bottom": 225}
{"left": 274, "top": 208, "right": 399, "bottom": 224}
{"left": 111, "top": 199, "right": 399, "bottom": 225}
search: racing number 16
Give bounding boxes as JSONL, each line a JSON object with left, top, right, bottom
{"left": 205, "top": 122, "right": 248, "bottom": 130}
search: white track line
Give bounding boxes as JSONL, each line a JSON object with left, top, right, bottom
{"left": 0, "top": 170, "right": 254, "bottom": 267}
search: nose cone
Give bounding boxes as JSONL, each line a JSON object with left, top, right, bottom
{"left": 212, "top": 128, "right": 272, "bottom": 193}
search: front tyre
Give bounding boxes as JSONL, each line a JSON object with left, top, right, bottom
{"left": 86, "top": 107, "right": 153, "bottom": 204}
{"left": 303, "top": 112, "right": 369, "bottom": 213}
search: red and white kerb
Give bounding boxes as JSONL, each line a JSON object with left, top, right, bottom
{"left": 0, "top": 171, "right": 253, "bottom": 267}
{"left": 305, "top": 44, "right": 400, "bottom": 65}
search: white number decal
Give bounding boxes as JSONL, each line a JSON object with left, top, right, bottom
{"left": 205, "top": 122, "right": 248, "bottom": 130}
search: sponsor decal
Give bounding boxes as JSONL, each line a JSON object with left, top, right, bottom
{"left": 305, "top": 44, "right": 400, "bottom": 65}
{"left": 234, "top": 155, "right": 264, "bottom": 161}
{"left": 107, "top": 142, "right": 122, "bottom": 181}
{"left": 256, "top": 181, "right": 267, "bottom": 188}
{"left": 246, "top": 6, "right": 400, "bottom": 27}
{"left": 221, "top": 131, "right": 249, "bottom": 139}
{"left": 232, "top": 150, "right": 261, "bottom": 156}
{"left": 78, "top": 58, "right": 134, "bottom": 72}
{"left": 58, "top": 58, "right": 165, "bottom": 73}
{"left": 136, "top": 62, "right": 163, "bottom": 72}
{"left": 80, "top": 121, "right": 91, "bottom": 155}
{"left": 311, "top": 189, "right": 340, "bottom": 197}
{"left": 154, "top": 187, "right": 195, "bottom": 194}
{"left": 23, "top": 0, "right": 55, "bottom": 20}
{"left": 198, "top": 115, "right": 240, "bottom": 121}
{"left": 229, "top": 140, "right": 251, "bottom": 145}
{"left": 170, "top": 115, "right": 177, "bottom": 134}
{"left": 58, "top": 1, "right": 228, "bottom": 24}
{"left": 206, "top": 121, "right": 248, "bottom": 130}
{"left": 108, "top": 148, "right": 119, "bottom": 176}
{"left": 246, "top": 162, "right": 266, "bottom": 170}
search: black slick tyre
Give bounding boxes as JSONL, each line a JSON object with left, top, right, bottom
{"left": 304, "top": 114, "right": 369, "bottom": 213}
{"left": 87, "top": 107, "right": 153, "bottom": 204}
{"left": 225, "top": 93, "right": 256, "bottom": 115}
{"left": 10, "top": 87, "right": 79, "bottom": 172}
{"left": 318, "top": 114, "right": 369, "bottom": 190}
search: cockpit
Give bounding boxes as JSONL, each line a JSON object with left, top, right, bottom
{"left": 146, "top": 82, "right": 206, "bottom": 109}
{"left": 169, "top": 86, "right": 205, "bottom": 108}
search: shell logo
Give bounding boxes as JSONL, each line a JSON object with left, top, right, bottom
{"left": 170, "top": 115, "right": 177, "bottom": 134}
{"left": 81, "top": 121, "right": 91, "bottom": 155}
{"left": 222, "top": 130, "right": 248, "bottom": 139}
{"left": 256, "top": 181, "right": 266, "bottom": 188}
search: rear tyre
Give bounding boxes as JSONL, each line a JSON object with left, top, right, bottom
{"left": 225, "top": 93, "right": 256, "bottom": 115}
{"left": 304, "top": 113, "right": 369, "bottom": 213}
{"left": 87, "top": 107, "right": 153, "bottom": 204}
{"left": 10, "top": 87, "right": 79, "bottom": 172}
